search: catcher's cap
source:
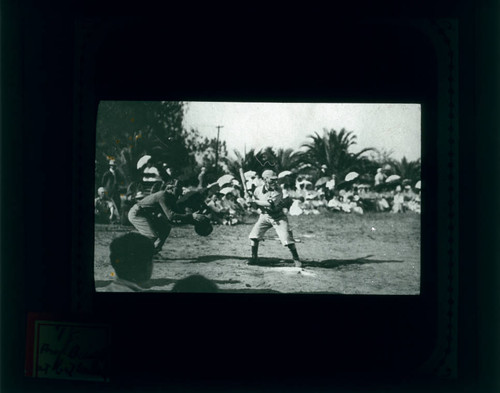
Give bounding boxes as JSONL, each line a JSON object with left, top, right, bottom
{"left": 194, "top": 220, "right": 213, "bottom": 237}
{"left": 262, "top": 170, "right": 278, "bottom": 180}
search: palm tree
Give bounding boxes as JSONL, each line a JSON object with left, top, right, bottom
{"left": 301, "top": 128, "right": 375, "bottom": 179}
{"left": 224, "top": 148, "right": 261, "bottom": 181}
{"left": 235, "top": 148, "right": 263, "bottom": 171}
{"left": 272, "top": 148, "right": 302, "bottom": 173}
{"left": 226, "top": 146, "right": 303, "bottom": 179}
{"left": 391, "top": 157, "right": 421, "bottom": 185}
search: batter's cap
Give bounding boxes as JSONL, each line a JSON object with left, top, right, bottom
{"left": 262, "top": 170, "right": 278, "bottom": 180}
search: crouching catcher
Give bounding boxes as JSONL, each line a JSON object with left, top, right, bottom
{"left": 128, "top": 180, "right": 207, "bottom": 254}
{"left": 247, "top": 170, "right": 301, "bottom": 268}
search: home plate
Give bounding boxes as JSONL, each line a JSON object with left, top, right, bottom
{"left": 297, "top": 269, "right": 316, "bottom": 277}
{"left": 271, "top": 237, "right": 302, "bottom": 243}
{"left": 270, "top": 267, "right": 317, "bottom": 277}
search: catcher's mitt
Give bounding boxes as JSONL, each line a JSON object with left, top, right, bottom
{"left": 194, "top": 219, "right": 213, "bottom": 237}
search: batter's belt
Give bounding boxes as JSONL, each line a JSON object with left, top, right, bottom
{"left": 262, "top": 211, "right": 286, "bottom": 221}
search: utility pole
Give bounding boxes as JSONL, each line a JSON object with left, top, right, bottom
{"left": 215, "top": 125, "right": 224, "bottom": 177}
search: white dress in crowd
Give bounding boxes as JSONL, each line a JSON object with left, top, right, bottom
{"left": 392, "top": 192, "right": 405, "bottom": 213}
{"left": 326, "top": 178, "right": 336, "bottom": 190}
{"left": 289, "top": 199, "right": 304, "bottom": 216}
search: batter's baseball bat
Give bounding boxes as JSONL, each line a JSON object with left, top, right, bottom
{"left": 239, "top": 168, "right": 250, "bottom": 197}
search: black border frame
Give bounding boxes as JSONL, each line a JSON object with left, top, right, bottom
{"left": 70, "top": 17, "right": 457, "bottom": 385}
{"left": 6, "top": 2, "right": 493, "bottom": 391}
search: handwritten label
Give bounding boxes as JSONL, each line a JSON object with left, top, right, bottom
{"left": 32, "top": 321, "right": 109, "bottom": 382}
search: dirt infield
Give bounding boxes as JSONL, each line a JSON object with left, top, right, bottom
{"left": 94, "top": 212, "right": 420, "bottom": 294}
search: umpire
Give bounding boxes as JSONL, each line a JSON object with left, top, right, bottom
{"left": 128, "top": 180, "right": 206, "bottom": 254}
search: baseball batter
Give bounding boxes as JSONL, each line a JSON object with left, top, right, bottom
{"left": 247, "top": 170, "right": 301, "bottom": 267}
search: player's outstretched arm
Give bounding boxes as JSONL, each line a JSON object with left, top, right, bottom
{"left": 192, "top": 212, "right": 208, "bottom": 221}
{"left": 252, "top": 199, "right": 272, "bottom": 208}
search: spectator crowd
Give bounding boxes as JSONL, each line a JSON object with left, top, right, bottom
{"left": 95, "top": 156, "right": 421, "bottom": 226}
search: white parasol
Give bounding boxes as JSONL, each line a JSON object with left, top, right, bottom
{"left": 314, "top": 176, "right": 330, "bottom": 187}
{"left": 278, "top": 170, "right": 293, "bottom": 179}
{"left": 344, "top": 172, "right": 359, "bottom": 182}
{"left": 207, "top": 182, "right": 220, "bottom": 190}
{"left": 244, "top": 170, "right": 257, "bottom": 180}
{"left": 137, "top": 155, "right": 151, "bottom": 169}
{"left": 217, "top": 174, "right": 235, "bottom": 187}
{"left": 220, "top": 186, "right": 235, "bottom": 195}
{"left": 385, "top": 174, "right": 401, "bottom": 183}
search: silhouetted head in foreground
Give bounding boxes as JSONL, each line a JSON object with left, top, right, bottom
{"left": 109, "top": 233, "right": 154, "bottom": 285}
{"left": 172, "top": 274, "right": 219, "bottom": 293}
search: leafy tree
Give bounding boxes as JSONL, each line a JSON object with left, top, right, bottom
{"left": 188, "top": 130, "right": 229, "bottom": 184}
{"left": 96, "top": 101, "right": 197, "bottom": 186}
{"left": 301, "top": 128, "right": 375, "bottom": 179}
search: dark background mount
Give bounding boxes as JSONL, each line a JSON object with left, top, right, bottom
{"left": 1, "top": 1, "right": 497, "bottom": 392}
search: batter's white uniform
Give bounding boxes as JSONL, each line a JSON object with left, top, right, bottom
{"left": 248, "top": 184, "right": 295, "bottom": 246}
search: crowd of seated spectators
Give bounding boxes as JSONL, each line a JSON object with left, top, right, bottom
{"left": 195, "top": 176, "right": 421, "bottom": 225}
{"left": 95, "top": 158, "right": 421, "bottom": 226}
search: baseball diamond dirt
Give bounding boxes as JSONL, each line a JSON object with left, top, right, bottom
{"left": 94, "top": 212, "right": 420, "bottom": 295}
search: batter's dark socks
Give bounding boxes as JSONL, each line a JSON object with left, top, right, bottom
{"left": 287, "top": 244, "right": 299, "bottom": 260}
{"left": 251, "top": 244, "right": 259, "bottom": 259}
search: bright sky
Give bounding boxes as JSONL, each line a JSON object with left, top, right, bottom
{"left": 183, "top": 102, "right": 421, "bottom": 162}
